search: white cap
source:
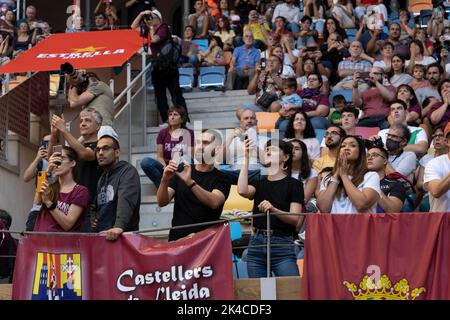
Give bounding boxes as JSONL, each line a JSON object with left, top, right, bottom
{"left": 97, "top": 125, "right": 120, "bottom": 147}
{"left": 152, "top": 9, "right": 162, "bottom": 20}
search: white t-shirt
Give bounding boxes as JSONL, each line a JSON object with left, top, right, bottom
{"left": 303, "top": 137, "right": 321, "bottom": 161}
{"left": 319, "top": 171, "right": 381, "bottom": 213}
{"left": 378, "top": 126, "right": 428, "bottom": 146}
{"left": 424, "top": 154, "right": 450, "bottom": 212}
{"left": 405, "top": 56, "right": 436, "bottom": 68}
{"left": 388, "top": 151, "right": 417, "bottom": 182}
{"left": 292, "top": 168, "right": 318, "bottom": 190}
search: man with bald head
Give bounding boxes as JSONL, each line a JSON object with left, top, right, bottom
{"left": 334, "top": 41, "right": 372, "bottom": 92}
{"left": 218, "top": 108, "right": 268, "bottom": 183}
{"left": 352, "top": 66, "right": 396, "bottom": 129}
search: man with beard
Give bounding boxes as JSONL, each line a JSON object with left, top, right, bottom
{"left": 313, "top": 125, "right": 346, "bottom": 174}
{"left": 320, "top": 107, "right": 357, "bottom": 155}
{"left": 352, "top": 66, "right": 396, "bottom": 129}
{"left": 415, "top": 63, "right": 443, "bottom": 107}
{"left": 157, "top": 129, "right": 231, "bottom": 241}
{"left": 385, "top": 123, "right": 417, "bottom": 182}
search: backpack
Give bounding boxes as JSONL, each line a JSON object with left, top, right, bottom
{"left": 385, "top": 172, "right": 416, "bottom": 212}
{"left": 153, "top": 24, "right": 181, "bottom": 73}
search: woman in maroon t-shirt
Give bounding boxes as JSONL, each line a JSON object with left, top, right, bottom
{"left": 34, "top": 146, "right": 89, "bottom": 232}
{"left": 140, "top": 106, "right": 194, "bottom": 188}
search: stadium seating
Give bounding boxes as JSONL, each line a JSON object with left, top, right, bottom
{"left": 179, "top": 67, "right": 194, "bottom": 90}
{"left": 255, "top": 112, "right": 279, "bottom": 131}
{"left": 329, "top": 89, "right": 352, "bottom": 105}
{"left": 355, "top": 126, "right": 380, "bottom": 139}
{"left": 419, "top": 9, "right": 433, "bottom": 27}
{"left": 223, "top": 185, "right": 254, "bottom": 212}
{"left": 198, "top": 66, "right": 226, "bottom": 90}
{"left": 346, "top": 28, "right": 357, "bottom": 43}
{"left": 409, "top": 0, "right": 433, "bottom": 15}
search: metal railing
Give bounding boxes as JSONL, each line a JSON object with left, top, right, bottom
{"left": 113, "top": 50, "right": 153, "bottom": 163}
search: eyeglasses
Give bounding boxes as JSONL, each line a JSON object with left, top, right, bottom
{"left": 387, "top": 133, "right": 405, "bottom": 141}
{"left": 432, "top": 133, "right": 444, "bottom": 139}
{"left": 324, "top": 131, "right": 341, "bottom": 137}
{"left": 367, "top": 153, "right": 386, "bottom": 160}
{"left": 95, "top": 145, "right": 115, "bottom": 153}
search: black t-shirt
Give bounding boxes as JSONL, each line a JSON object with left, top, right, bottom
{"left": 169, "top": 166, "right": 231, "bottom": 241}
{"left": 378, "top": 177, "right": 406, "bottom": 212}
{"left": 76, "top": 141, "right": 102, "bottom": 204}
{"left": 250, "top": 176, "right": 304, "bottom": 234}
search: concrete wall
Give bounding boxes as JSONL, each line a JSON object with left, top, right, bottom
{"left": 0, "top": 138, "right": 38, "bottom": 232}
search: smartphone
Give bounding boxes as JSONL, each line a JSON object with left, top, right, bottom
{"left": 36, "top": 171, "right": 46, "bottom": 192}
{"left": 52, "top": 145, "right": 62, "bottom": 166}
{"left": 41, "top": 140, "right": 49, "bottom": 150}
{"left": 360, "top": 71, "right": 370, "bottom": 80}
{"left": 260, "top": 57, "right": 266, "bottom": 69}
{"left": 54, "top": 104, "right": 64, "bottom": 117}
{"left": 246, "top": 127, "right": 257, "bottom": 148}
{"left": 172, "top": 149, "right": 185, "bottom": 172}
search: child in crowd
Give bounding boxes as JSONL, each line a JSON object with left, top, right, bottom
{"left": 279, "top": 77, "right": 303, "bottom": 118}
{"left": 328, "top": 94, "right": 347, "bottom": 125}
{"left": 408, "top": 64, "right": 428, "bottom": 91}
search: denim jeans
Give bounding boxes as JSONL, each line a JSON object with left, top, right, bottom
{"left": 247, "top": 232, "right": 299, "bottom": 278}
{"left": 309, "top": 116, "right": 329, "bottom": 130}
{"left": 140, "top": 157, "right": 164, "bottom": 189}
{"left": 357, "top": 116, "right": 389, "bottom": 130}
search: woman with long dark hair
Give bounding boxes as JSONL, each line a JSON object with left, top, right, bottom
{"left": 289, "top": 139, "right": 318, "bottom": 204}
{"left": 317, "top": 136, "right": 380, "bottom": 213}
{"left": 238, "top": 139, "right": 303, "bottom": 278}
{"left": 296, "top": 56, "right": 330, "bottom": 95}
{"left": 323, "top": 16, "right": 349, "bottom": 47}
{"left": 34, "top": 146, "right": 89, "bottom": 231}
{"left": 214, "top": 16, "right": 235, "bottom": 51}
{"left": 388, "top": 54, "right": 413, "bottom": 88}
{"left": 284, "top": 110, "right": 321, "bottom": 160}
{"left": 396, "top": 84, "right": 421, "bottom": 125}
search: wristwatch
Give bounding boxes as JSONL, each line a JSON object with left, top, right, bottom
{"left": 45, "top": 201, "right": 57, "bottom": 210}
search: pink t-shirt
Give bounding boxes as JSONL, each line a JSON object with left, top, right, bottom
{"left": 157, "top": 127, "right": 195, "bottom": 163}
{"left": 361, "top": 86, "right": 396, "bottom": 118}
{"left": 34, "top": 184, "right": 89, "bottom": 232}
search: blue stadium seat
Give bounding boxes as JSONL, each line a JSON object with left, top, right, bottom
{"left": 346, "top": 28, "right": 357, "bottom": 43}
{"left": 191, "top": 39, "right": 209, "bottom": 52}
{"left": 179, "top": 67, "right": 194, "bottom": 90}
{"left": 198, "top": 66, "right": 226, "bottom": 89}
{"left": 329, "top": 89, "right": 353, "bottom": 105}
{"left": 419, "top": 9, "right": 433, "bottom": 27}
{"left": 315, "top": 128, "right": 326, "bottom": 144}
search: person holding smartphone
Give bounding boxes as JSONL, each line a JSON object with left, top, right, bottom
{"left": 33, "top": 146, "right": 89, "bottom": 232}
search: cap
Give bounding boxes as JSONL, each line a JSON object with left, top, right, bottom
{"left": 444, "top": 122, "right": 450, "bottom": 139}
{"left": 152, "top": 9, "right": 162, "bottom": 20}
{"left": 97, "top": 126, "right": 120, "bottom": 148}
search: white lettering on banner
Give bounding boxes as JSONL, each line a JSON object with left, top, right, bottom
{"left": 116, "top": 265, "right": 214, "bottom": 300}
{"left": 35, "top": 49, "right": 126, "bottom": 59}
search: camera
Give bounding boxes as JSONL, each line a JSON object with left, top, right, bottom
{"left": 364, "top": 136, "right": 384, "bottom": 150}
{"left": 60, "top": 62, "right": 89, "bottom": 93}
{"left": 260, "top": 57, "right": 266, "bottom": 69}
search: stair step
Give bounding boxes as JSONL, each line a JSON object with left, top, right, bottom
{"left": 183, "top": 89, "right": 251, "bottom": 99}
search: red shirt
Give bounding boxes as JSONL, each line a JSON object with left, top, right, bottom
{"left": 361, "top": 85, "right": 396, "bottom": 118}
{"left": 428, "top": 102, "right": 450, "bottom": 129}
{"left": 34, "top": 184, "right": 89, "bottom": 232}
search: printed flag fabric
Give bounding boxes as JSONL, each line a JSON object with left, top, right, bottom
{"left": 0, "top": 29, "right": 143, "bottom": 73}
{"left": 302, "top": 212, "right": 450, "bottom": 300}
{"left": 12, "top": 224, "right": 234, "bottom": 300}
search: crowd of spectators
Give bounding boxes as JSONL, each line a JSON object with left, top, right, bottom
{"left": 4, "top": 0, "right": 450, "bottom": 281}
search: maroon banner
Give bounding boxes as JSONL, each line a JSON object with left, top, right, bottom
{"left": 302, "top": 212, "right": 450, "bottom": 300}
{"left": 13, "top": 224, "right": 234, "bottom": 300}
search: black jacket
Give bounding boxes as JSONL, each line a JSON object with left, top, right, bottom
{"left": 94, "top": 161, "right": 141, "bottom": 232}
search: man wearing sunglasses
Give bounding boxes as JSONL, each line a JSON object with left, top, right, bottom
{"left": 367, "top": 145, "right": 406, "bottom": 213}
